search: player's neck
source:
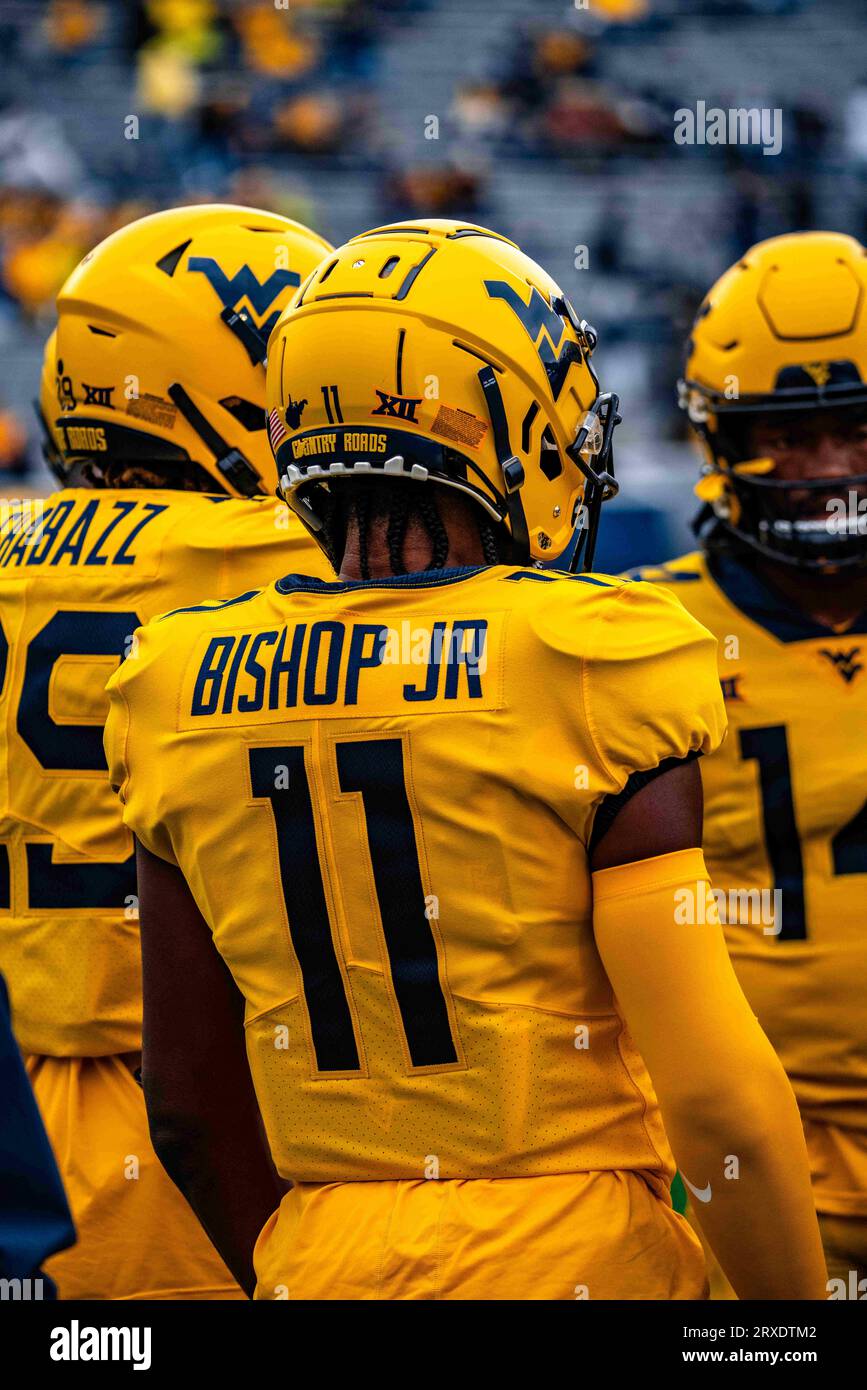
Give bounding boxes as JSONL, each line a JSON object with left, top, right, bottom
{"left": 756, "top": 557, "right": 867, "bottom": 631}
{"left": 339, "top": 514, "right": 485, "bottom": 581}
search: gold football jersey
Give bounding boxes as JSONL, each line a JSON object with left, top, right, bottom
{"left": 105, "top": 565, "right": 725, "bottom": 1183}
{"left": 0, "top": 488, "right": 331, "bottom": 1056}
{"left": 631, "top": 550, "right": 867, "bottom": 1132}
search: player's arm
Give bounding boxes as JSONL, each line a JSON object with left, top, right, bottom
{"left": 135, "top": 839, "right": 285, "bottom": 1298}
{"left": 590, "top": 762, "right": 827, "bottom": 1301}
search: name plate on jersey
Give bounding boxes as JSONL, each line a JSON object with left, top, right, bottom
{"left": 177, "top": 612, "right": 507, "bottom": 727}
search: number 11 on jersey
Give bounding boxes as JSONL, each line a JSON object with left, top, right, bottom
{"left": 248, "top": 737, "right": 460, "bottom": 1076}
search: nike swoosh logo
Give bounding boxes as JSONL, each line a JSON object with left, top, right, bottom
{"left": 681, "top": 1173, "right": 713, "bottom": 1204}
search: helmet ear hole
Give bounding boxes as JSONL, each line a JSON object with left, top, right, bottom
{"left": 539, "top": 426, "right": 562, "bottom": 481}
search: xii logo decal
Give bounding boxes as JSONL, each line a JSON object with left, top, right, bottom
{"left": 83, "top": 384, "right": 115, "bottom": 408}
{"left": 371, "top": 389, "right": 422, "bottom": 423}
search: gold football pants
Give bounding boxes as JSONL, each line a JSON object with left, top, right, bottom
{"left": 254, "top": 1169, "right": 707, "bottom": 1300}
{"left": 27, "top": 1053, "right": 243, "bottom": 1300}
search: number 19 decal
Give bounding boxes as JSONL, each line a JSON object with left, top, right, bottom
{"left": 249, "top": 737, "right": 459, "bottom": 1075}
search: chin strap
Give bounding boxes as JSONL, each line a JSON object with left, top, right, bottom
{"left": 477, "top": 363, "right": 621, "bottom": 572}
{"left": 220, "top": 307, "right": 269, "bottom": 367}
{"left": 477, "top": 365, "right": 530, "bottom": 562}
{"left": 167, "top": 383, "right": 263, "bottom": 497}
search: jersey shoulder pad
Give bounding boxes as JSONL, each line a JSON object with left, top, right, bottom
{"left": 107, "top": 586, "right": 265, "bottom": 708}
{"left": 494, "top": 565, "right": 630, "bottom": 652}
{"left": 580, "top": 576, "right": 726, "bottom": 786}
{"left": 161, "top": 493, "right": 281, "bottom": 552}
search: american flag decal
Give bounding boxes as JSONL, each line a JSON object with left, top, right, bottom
{"left": 268, "top": 408, "right": 287, "bottom": 451}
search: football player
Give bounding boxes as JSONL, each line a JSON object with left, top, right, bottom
{"left": 633, "top": 231, "right": 867, "bottom": 1288}
{"left": 0, "top": 203, "right": 333, "bottom": 1299}
{"left": 105, "top": 221, "right": 825, "bottom": 1300}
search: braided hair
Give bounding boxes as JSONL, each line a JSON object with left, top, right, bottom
{"left": 80, "top": 457, "right": 219, "bottom": 492}
{"left": 317, "top": 476, "right": 507, "bottom": 578}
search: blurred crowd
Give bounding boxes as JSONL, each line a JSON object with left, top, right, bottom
{"left": 0, "top": 0, "right": 865, "bottom": 489}
{"left": 0, "top": 0, "right": 408, "bottom": 326}
{"left": 0, "top": 0, "right": 416, "bottom": 480}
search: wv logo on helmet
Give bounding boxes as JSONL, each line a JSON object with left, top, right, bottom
{"left": 187, "top": 258, "right": 301, "bottom": 336}
{"left": 484, "top": 281, "right": 578, "bottom": 399}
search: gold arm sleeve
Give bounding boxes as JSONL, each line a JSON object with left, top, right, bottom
{"left": 593, "top": 848, "right": 827, "bottom": 1301}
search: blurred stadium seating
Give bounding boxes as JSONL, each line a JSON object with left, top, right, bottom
{"left": 1, "top": 0, "right": 865, "bottom": 568}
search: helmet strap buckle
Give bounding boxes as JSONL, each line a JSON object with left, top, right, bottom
{"left": 220, "top": 307, "right": 269, "bottom": 367}
{"left": 476, "top": 365, "right": 530, "bottom": 561}
{"left": 168, "top": 382, "right": 263, "bottom": 497}
{"left": 502, "top": 457, "right": 525, "bottom": 493}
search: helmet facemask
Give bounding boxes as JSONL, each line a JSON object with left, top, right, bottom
{"left": 688, "top": 394, "right": 867, "bottom": 572}
{"left": 680, "top": 231, "right": 867, "bottom": 574}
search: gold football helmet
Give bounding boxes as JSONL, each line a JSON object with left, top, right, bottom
{"left": 266, "top": 219, "right": 620, "bottom": 568}
{"left": 680, "top": 231, "right": 867, "bottom": 569}
{"left": 40, "top": 204, "right": 332, "bottom": 495}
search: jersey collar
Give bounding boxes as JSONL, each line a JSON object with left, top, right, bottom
{"left": 275, "top": 566, "right": 488, "bottom": 595}
{"left": 707, "top": 550, "right": 867, "bottom": 642}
